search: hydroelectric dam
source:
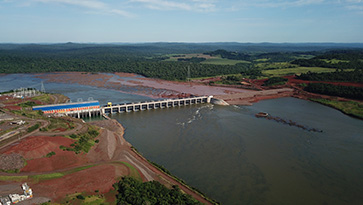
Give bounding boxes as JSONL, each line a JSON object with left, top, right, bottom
{"left": 33, "top": 96, "right": 214, "bottom": 118}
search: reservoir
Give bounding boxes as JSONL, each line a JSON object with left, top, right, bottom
{"left": 1, "top": 74, "right": 362, "bottom": 204}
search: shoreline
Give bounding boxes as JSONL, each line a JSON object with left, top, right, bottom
{"left": 2, "top": 72, "right": 361, "bottom": 118}
{"left": 89, "top": 119, "right": 215, "bottom": 204}
{"left": 34, "top": 72, "right": 296, "bottom": 105}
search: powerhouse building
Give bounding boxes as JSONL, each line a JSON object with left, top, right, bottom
{"left": 32, "top": 101, "right": 100, "bottom": 114}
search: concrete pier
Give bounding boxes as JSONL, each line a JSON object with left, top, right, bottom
{"left": 102, "top": 96, "right": 213, "bottom": 114}
{"left": 66, "top": 108, "right": 102, "bottom": 118}
{"left": 60, "top": 96, "right": 213, "bottom": 118}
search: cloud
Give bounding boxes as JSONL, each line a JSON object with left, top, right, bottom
{"left": 343, "top": 0, "right": 363, "bottom": 13}
{"left": 30, "top": 0, "right": 134, "bottom": 17}
{"left": 130, "top": 0, "right": 216, "bottom": 12}
{"left": 248, "top": 0, "right": 325, "bottom": 8}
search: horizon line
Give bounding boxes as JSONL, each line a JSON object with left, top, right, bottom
{"left": 1, "top": 41, "right": 363, "bottom": 45}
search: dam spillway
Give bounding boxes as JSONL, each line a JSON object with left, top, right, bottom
{"left": 32, "top": 96, "right": 213, "bottom": 118}
{"left": 101, "top": 96, "right": 213, "bottom": 114}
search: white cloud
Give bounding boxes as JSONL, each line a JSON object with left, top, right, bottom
{"left": 130, "top": 0, "right": 216, "bottom": 12}
{"left": 35, "top": 0, "right": 106, "bottom": 9}
{"left": 6, "top": 0, "right": 134, "bottom": 17}
{"left": 248, "top": 0, "right": 325, "bottom": 8}
{"left": 345, "top": 0, "right": 362, "bottom": 3}
{"left": 346, "top": 4, "right": 363, "bottom": 10}
{"left": 342, "top": 0, "right": 363, "bottom": 13}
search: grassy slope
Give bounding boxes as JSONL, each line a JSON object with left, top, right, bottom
{"left": 201, "top": 58, "right": 250, "bottom": 65}
{"left": 0, "top": 162, "right": 142, "bottom": 182}
{"left": 310, "top": 99, "right": 363, "bottom": 119}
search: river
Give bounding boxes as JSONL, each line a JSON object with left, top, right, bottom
{"left": 1, "top": 74, "right": 362, "bottom": 204}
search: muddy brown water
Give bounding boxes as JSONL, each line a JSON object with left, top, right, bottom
{"left": 1, "top": 74, "right": 362, "bottom": 205}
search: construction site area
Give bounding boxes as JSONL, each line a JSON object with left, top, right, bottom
{"left": 0, "top": 88, "right": 213, "bottom": 204}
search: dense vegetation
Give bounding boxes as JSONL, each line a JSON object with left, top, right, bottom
{"left": 263, "top": 77, "right": 288, "bottom": 86}
{"left": 27, "top": 123, "right": 40, "bottom": 132}
{"left": 219, "top": 75, "right": 243, "bottom": 85}
{"left": 310, "top": 99, "right": 363, "bottom": 119}
{"left": 297, "top": 70, "right": 363, "bottom": 83}
{"left": 60, "top": 126, "right": 99, "bottom": 154}
{"left": 304, "top": 83, "right": 363, "bottom": 100}
{"left": 1, "top": 43, "right": 362, "bottom": 82}
{"left": 0, "top": 49, "right": 251, "bottom": 80}
{"left": 240, "top": 68, "right": 263, "bottom": 79}
{"left": 205, "top": 49, "right": 251, "bottom": 61}
{"left": 205, "top": 49, "right": 309, "bottom": 62}
{"left": 291, "top": 50, "right": 363, "bottom": 70}
{"left": 113, "top": 177, "right": 201, "bottom": 204}
{"left": 178, "top": 57, "right": 206, "bottom": 63}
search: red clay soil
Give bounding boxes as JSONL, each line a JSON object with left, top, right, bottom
{"left": 3, "top": 105, "right": 21, "bottom": 111}
{"left": 32, "top": 164, "right": 123, "bottom": 201}
{"left": 284, "top": 75, "right": 363, "bottom": 87}
{"left": 2, "top": 136, "right": 88, "bottom": 172}
{"left": 114, "top": 72, "right": 139, "bottom": 77}
{"left": 52, "top": 128, "right": 68, "bottom": 132}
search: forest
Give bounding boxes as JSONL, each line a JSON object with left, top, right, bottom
{"left": 263, "top": 77, "right": 288, "bottom": 86}
{"left": 0, "top": 53, "right": 249, "bottom": 80}
{"left": 1, "top": 43, "right": 362, "bottom": 82}
{"left": 113, "top": 177, "right": 201, "bottom": 204}
{"left": 297, "top": 70, "right": 363, "bottom": 83}
{"left": 291, "top": 50, "right": 363, "bottom": 70}
{"left": 304, "top": 83, "right": 363, "bottom": 100}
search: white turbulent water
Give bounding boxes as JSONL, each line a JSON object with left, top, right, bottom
{"left": 1, "top": 74, "right": 363, "bottom": 205}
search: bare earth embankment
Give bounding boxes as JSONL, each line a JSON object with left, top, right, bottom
{"left": 0, "top": 119, "right": 212, "bottom": 204}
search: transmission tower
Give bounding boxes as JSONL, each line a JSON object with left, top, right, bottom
{"left": 40, "top": 81, "right": 46, "bottom": 93}
{"left": 187, "top": 66, "right": 191, "bottom": 82}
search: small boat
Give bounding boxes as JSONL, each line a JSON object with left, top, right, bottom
{"left": 255, "top": 112, "right": 269, "bottom": 117}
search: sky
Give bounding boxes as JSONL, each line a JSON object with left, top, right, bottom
{"left": 0, "top": 0, "right": 362, "bottom": 43}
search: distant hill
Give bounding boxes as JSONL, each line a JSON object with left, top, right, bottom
{"left": 1, "top": 42, "right": 363, "bottom": 54}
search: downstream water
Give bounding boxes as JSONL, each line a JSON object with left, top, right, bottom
{"left": 1, "top": 74, "right": 362, "bottom": 205}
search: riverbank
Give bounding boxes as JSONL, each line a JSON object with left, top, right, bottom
{"left": 89, "top": 119, "right": 214, "bottom": 204}
{"left": 35, "top": 72, "right": 295, "bottom": 105}
{"left": 0, "top": 115, "right": 214, "bottom": 204}
{"left": 34, "top": 72, "right": 362, "bottom": 119}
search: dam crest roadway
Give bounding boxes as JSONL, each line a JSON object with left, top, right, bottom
{"left": 101, "top": 95, "right": 213, "bottom": 114}
{"left": 33, "top": 96, "right": 215, "bottom": 118}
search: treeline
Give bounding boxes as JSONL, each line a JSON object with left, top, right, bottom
{"left": 263, "top": 77, "right": 288, "bottom": 86}
{"left": 0, "top": 52, "right": 250, "bottom": 80}
{"left": 297, "top": 70, "right": 363, "bottom": 83}
{"left": 291, "top": 50, "right": 363, "bottom": 70}
{"left": 205, "top": 49, "right": 251, "bottom": 61}
{"left": 291, "top": 58, "right": 363, "bottom": 69}
{"left": 113, "top": 177, "right": 201, "bottom": 204}
{"left": 314, "top": 50, "right": 363, "bottom": 61}
{"left": 205, "top": 49, "right": 312, "bottom": 62}
{"left": 305, "top": 83, "right": 363, "bottom": 100}
{"left": 177, "top": 57, "right": 206, "bottom": 63}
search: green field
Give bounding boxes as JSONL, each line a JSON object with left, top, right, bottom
{"left": 321, "top": 59, "right": 349, "bottom": 64}
{"left": 0, "top": 175, "right": 28, "bottom": 182}
{"left": 201, "top": 57, "right": 250, "bottom": 65}
{"left": 262, "top": 67, "right": 336, "bottom": 77}
{"left": 164, "top": 53, "right": 250, "bottom": 65}
{"left": 0, "top": 165, "right": 97, "bottom": 182}
{"left": 255, "top": 62, "right": 296, "bottom": 69}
